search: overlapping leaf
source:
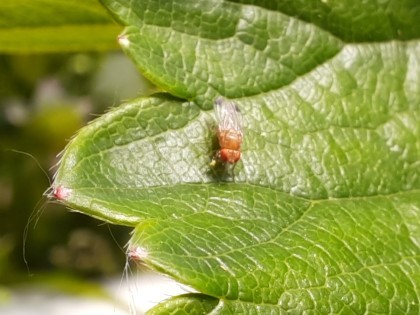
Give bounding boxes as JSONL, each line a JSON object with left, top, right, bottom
{"left": 54, "top": 0, "right": 420, "bottom": 313}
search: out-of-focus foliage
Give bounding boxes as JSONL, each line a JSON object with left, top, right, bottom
{"left": 0, "top": 0, "right": 121, "bottom": 53}
{"left": 0, "top": 52, "right": 152, "bottom": 287}
{"left": 0, "top": 0, "right": 158, "bottom": 310}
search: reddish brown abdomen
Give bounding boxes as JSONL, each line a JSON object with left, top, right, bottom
{"left": 220, "top": 149, "right": 241, "bottom": 164}
{"left": 218, "top": 130, "right": 242, "bottom": 150}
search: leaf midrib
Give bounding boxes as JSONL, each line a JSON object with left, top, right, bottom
{"left": 72, "top": 185, "right": 419, "bottom": 206}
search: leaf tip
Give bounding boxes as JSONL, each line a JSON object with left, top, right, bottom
{"left": 118, "top": 34, "right": 130, "bottom": 48}
{"left": 52, "top": 185, "right": 72, "bottom": 200}
{"left": 127, "top": 246, "right": 148, "bottom": 262}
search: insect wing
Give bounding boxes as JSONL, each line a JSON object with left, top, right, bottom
{"left": 214, "top": 97, "right": 243, "bottom": 134}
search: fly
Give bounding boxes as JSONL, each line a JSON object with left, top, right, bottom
{"left": 211, "top": 97, "right": 243, "bottom": 172}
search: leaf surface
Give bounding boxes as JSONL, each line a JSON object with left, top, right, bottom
{"left": 55, "top": 0, "right": 420, "bottom": 313}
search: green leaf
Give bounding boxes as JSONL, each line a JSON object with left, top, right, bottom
{"left": 54, "top": 0, "right": 420, "bottom": 313}
{"left": 0, "top": 0, "right": 121, "bottom": 53}
{"left": 147, "top": 294, "right": 219, "bottom": 315}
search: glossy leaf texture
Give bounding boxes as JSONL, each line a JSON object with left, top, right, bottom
{"left": 0, "top": 0, "right": 120, "bottom": 53}
{"left": 54, "top": 0, "right": 420, "bottom": 314}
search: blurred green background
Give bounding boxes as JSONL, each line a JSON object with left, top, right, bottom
{"left": 0, "top": 51, "right": 154, "bottom": 297}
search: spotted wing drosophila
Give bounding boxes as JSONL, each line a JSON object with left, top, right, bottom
{"left": 212, "top": 97, "right": 243, "bottom": 166}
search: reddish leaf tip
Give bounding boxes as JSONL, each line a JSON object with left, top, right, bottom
{"left": 53, "top": 185, "right": 72, "bottom": 200}
{"left": 127, "top": 246, "right": 148, "bottom": 261}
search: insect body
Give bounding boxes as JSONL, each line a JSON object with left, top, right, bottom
{"left": 213, "top": 97, "right": 243, "bottom": 165}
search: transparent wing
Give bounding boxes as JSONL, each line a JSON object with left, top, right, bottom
{"left": 214, "top": 97, "right": 243, "bottom": 134}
